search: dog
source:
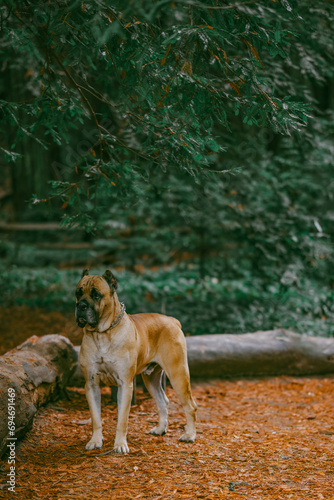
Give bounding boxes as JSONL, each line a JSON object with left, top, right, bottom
{"left": 75, "top": 269, "right": 197, "bottom": 454}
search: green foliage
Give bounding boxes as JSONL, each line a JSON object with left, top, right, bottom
{"left": 0, "top": 0, "right": 322, "bottom": 225}
{"left": 1, "top": 1, "right": 333, "bottom": 338}
{"left": 1, "top": 264, "right": 333, "bottom": 337}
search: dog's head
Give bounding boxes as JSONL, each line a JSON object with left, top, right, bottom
{"left": 75, "top": 269, "right": 118, "bottom": 329}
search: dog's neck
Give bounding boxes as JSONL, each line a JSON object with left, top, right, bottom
{"left": 99, "top": 291, "right": 126, "bottom": 333}
{"left": 86, "top": 292, "right": 126, "bottom": 334}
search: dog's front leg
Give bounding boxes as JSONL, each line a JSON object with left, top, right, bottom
{"left": 114, "top": 381, "right": 133, "bottom": 454}
{"left": 85, "top": 379, "right": 103, "bottom": 450}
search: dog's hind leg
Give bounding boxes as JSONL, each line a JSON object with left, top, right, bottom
{"left": 169, "top": 369, "right": 197, "bottom": 442}
{"left": 142, "top": 365, "right": 169, "bottom": 436}
{"left": 160, "top": 343, "right": 197, "bottom": 443}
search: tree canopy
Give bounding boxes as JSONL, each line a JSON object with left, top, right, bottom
{"left": 1, "top": 0, "right": 333, "bottom": 336}
{"left": 2, "top": 0, "right": 330, "bottom": 225}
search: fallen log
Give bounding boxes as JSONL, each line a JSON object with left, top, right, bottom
{"left": 186, "top": 329, "right": 334, "bottom": 378}
{"left": 0, "top": 222, "right": 68, "bottom": 232}
{"left": 70, "top": 329, "right": 334, "bottom": 386}
{"left": 0, "top": 335, "right": 77, "bottom": 458}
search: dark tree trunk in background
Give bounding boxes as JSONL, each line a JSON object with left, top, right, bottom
{"left": 2, "top": 68, "right": 55, "bottom": 221}
{"left": 10, "top": 137, "right": 52, "bottom": 220}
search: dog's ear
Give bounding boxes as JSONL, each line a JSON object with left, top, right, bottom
{"left": 102, "top": 270, "right": 118, "bottom": 293}
{"left": 82, "top": 269, "right": 89, "bottom": 278}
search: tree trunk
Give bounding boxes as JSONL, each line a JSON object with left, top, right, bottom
{"left": 2, "top": 67, "right": 56, "bottom": 221}
{"left": 186, "top": 329, "right": 334, "bottom": 379}
{"left": 0, "top": 335, "right": 77, "bottom": 457}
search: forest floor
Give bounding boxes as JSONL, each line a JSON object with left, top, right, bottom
{"left": 0, "top": 305, "right": 82, "bottom": 356}
{"left": 1, "top": 307, "right": 334, "bottom": 499}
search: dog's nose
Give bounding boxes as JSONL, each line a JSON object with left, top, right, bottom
{"left": 78, "top": 300, "right": 88, "bottom": 311}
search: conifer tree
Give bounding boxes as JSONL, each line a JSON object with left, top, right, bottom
{"left": 1, "top": 0, "right": 325, "bottom": 226}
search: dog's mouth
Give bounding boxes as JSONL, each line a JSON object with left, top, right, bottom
{"left": 77, "top": 318, "right": 87, "bottom": 328}
{"left": 76, "top": 317, "right": 99, "bottom": 329}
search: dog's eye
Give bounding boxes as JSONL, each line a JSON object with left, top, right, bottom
{"left": 76, "top": 287, "right": 83, "bottom": 299}
{"left": 91, "top": 290, "right": 102, "bottom": 301}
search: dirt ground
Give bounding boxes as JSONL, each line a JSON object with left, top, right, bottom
{"left": 1, "top": 377, "right": 334, "bottom": 499}
{"left": 1, "top": 308, "right": 334, "bottom": 499}
{"left": 0, "top": 305, "right": 82, "bottom": 356}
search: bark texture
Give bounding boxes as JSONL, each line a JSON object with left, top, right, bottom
{"left": 0, "top": 334, "right": 77, "bottom": 457}
{"left": 186, "top": 329, "right": 334, "bottom": 378}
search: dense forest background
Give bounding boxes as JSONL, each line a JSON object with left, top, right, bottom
{"left": 0, "top": 0, "right": 333, "bottom": 336}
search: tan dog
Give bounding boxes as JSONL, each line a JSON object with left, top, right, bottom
{"left": 75, "top": 269, "right": 197, "bottom": 454}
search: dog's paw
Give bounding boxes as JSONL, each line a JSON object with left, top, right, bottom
{"left": 85, "top": 437, "right": 103, "bottom": 450}
{"left": 149, "top": 426, "right": 167, "bottom": 436}
{"left": 113, "top": 442, "right": 129, "bottom": 454}
{"left": 179, "top": 432, "right": 196, "bottom": 443}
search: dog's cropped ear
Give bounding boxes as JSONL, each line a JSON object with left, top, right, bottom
{"left": 102, "top": 270, "right": 118, "bottom": 294}
{"left": 82, "top": 269, "right": 89, "bottom": 278}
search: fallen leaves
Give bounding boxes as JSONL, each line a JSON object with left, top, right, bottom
{"left": 3, "top": 376, "right": 334, "bottom": 499}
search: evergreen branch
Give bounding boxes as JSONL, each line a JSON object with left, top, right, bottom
{"left": 75, "top": 83, "right": 115, "bottom": 107}
{"left": 52, "top": 52, "right": 104, "bottom": 162}
{"left": 5, "top": 2, "right": 105, "bottom": 159}
{"left": 191, "top": 1, "right": 256, "bottom": 9}
{"left": 148, "top": 0, "right": 256, "bottom": 20}
{"left": 98, "top": 124, "right": 160, "bottom": 164}
{"left": 126, "top": 111, "right": 174, "bottom": 134}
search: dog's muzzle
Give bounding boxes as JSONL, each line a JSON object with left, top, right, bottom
{"left": 75, "top": 300, "right": 97, "bottom": 328}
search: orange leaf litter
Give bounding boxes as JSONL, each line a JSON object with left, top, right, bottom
{"left": 2, "top": 376, "right": 334, "bottom": 499}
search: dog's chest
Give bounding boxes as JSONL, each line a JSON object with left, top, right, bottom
{"left": 95, "top": 356, "right": 118, "bottom": 385}
{"left": 81, "top": 327, "right": 132, "bottom": 386}
{"left": 89, "top": 336, "right": 121, "bottom": 385}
